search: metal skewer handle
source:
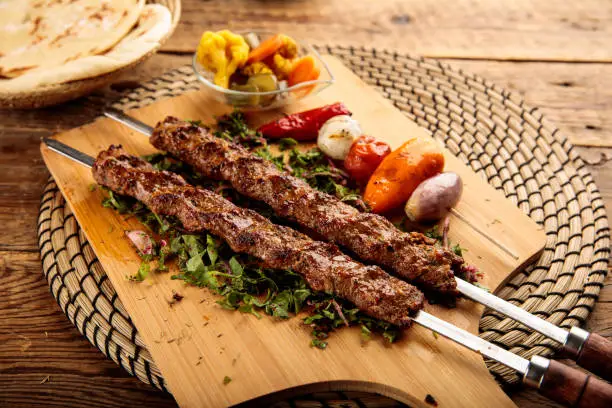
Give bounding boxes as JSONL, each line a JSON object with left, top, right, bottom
{"left": 564, "top": 328, "right": 612, "bottom": 381}
{"left": 456, "top": 279, "right": 612, "bottom": 381}
{"left": 415, "top": 311, "right": 612, "bottom": 408}
{"left": 524, "top": 355, "right": 612, "bottom": 408}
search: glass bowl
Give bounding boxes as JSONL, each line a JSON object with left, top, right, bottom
{"left": 192, "top": 30, "right": 335, "bottom": 111}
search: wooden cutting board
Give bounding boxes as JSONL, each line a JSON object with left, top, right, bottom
{"left": 41, "top": 56, "right": 546, "bottom": 408}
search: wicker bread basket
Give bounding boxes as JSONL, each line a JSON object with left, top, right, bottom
{"left": 0, "top": 0, "right": 181, "bottom": 110}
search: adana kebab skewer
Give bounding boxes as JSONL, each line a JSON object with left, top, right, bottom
{"left": 43, "top": 138, "right": 612, "bottom": 408}
{"left": 158, "top": 116, "right": 461, "bottom": 295}
{"left": 103, "top": 109, "right": 612, "bottom": 381}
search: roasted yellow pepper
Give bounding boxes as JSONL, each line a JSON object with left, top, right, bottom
{"left": 196, "top": 30, "right": 249, "bottom": 88}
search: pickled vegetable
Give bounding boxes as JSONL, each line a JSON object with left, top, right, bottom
{"left": 196, "top": 30, "right": 249, "bottom": 88}
{"left": 269, "top": 53, "right": 295, "bottom": 79}
{"left": 247, "top": 34, "right": 287, "bottom": 64}
{"left": 229, "top": 83, "right": 260, "bottom": 106}
{"left": 288, "top": 55, "right": 320, "bottom": 87}
{"left": 242, "top": 61, "right": 273, "bottom": 76}
{"left": 247, "top": 73, "right": 278, "bottom": 92}
{"left": 244, "top": 32, "right": 260, "bottom": 49}
{"left": 248, "top": 73, "right": 278, "bottom": 105}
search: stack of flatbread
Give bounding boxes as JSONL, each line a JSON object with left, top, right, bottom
{"left": 0, "top": 0, "right": 172, "bottom": 93}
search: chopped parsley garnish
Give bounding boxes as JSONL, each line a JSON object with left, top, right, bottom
{"left": 128, "top": 261, "right": 150, "bottom": 282}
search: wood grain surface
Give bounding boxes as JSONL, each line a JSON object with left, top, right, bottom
{"left": 0, "top": 1, "right": 610, "bottom": 408}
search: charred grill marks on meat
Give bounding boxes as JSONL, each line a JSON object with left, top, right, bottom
{"left": 92, "top": 145, "right": 424, "bottom": 326}
{"left": 151, "top": 117, "right": 461, "bottom": 294}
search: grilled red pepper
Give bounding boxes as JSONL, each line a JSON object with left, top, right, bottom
{"left": 257, "top": 102, "right": 351, "bottom": 141}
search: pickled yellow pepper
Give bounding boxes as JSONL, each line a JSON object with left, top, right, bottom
{"left": 196, "top": 30, "right": 249, "bottom": 88}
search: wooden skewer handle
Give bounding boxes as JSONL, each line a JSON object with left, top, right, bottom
{"left": 538, "top": 359, "right": 612, "bottom": 408}
{"left": 574, "top": 332, "right": 612, "bottom": 381}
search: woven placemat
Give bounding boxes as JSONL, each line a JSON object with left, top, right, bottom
{"left": 37, "top": 45, "right": 610, "bottom": 404}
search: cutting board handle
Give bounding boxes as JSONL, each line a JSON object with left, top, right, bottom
{"left": 574, "top": 332, "right": 612, "bottom": 381}
{"left": 538, "top": 359, "right": 612, "bottom": 408}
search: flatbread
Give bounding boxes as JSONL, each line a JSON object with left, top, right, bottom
{"left": 0, "top": 4, "right": 171, "bottom": 93}
{"left": 0, "top": 0, "right": 145, "bottom": 78}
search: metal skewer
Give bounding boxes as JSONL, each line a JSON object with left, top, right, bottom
{"left": 100, "top": 109, "right": 612, "bottom": 382}
{"left": 41, "top": 138, "right": 612, "bottom": 407}
{"left": 105, "top": 108, "right": 154, "bottom": 135}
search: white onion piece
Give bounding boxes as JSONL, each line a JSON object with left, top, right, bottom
{"left": 317, "top": 115, "right": 361, "bottom": 160}
{"left": 125, "top": 230, "right": 154, "bottom": 256}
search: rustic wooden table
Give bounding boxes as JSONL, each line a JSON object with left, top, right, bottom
{"left": 1, "top": 1, "right": 610, "bottom": 407}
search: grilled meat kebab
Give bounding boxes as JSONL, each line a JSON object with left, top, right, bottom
{"left": 92, "top": 145, "right": 424, "bottom": 326}
{"left": 151, "top": 117, "right": 462, "bottom": 294}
